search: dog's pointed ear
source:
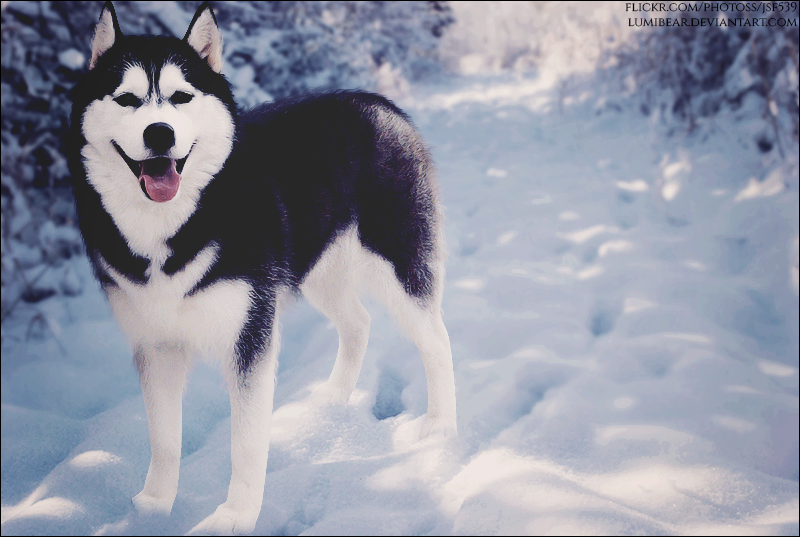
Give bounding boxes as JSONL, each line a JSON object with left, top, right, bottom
{"left": 184, "top": 2, "right": 224, "bottom": 73}
{"left": 89, "top": 1, "right": 123, "bottom": 70}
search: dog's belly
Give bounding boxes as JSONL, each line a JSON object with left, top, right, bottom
{"left": 103, "top": 245, "right": 251, "bottom": 354}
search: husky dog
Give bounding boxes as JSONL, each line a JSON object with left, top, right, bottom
{"left": 67, "top": 1, "right": 456, "bottom": 534}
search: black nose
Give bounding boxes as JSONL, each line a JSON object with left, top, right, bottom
{"left": 143, "top": 122, "right": 175, "bottom": 155}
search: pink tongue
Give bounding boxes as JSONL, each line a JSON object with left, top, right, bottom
{"left": 140, "top": 158, "right": 180, "bottom": 202}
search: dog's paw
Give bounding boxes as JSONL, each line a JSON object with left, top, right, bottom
{"left": 186, "top": 503, "right": 259, "bottom": 536}
{"left": 311, "top": 381, "right": 352, "bottom": 407}
{"left": 419, "top": 415, "right": 458, "bottom": 441}
{"left": 132, "top": 491, "right": 174, "bottom": 516}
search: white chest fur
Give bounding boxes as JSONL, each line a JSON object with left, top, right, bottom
{"left": 101, "top": 244, "right": 252, "bottom": 355}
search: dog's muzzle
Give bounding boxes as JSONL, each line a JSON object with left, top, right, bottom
{"left": 112, "top": 141, "right": 190, "bottom": 202}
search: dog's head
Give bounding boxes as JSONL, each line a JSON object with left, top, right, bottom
{"left": 73, "top": 1, "right": 235, "bottom": 207}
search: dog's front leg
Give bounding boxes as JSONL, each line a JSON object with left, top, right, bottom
{"left": 132, "top": 343, "right": 189, "bottom": 515}
{"left": 189, "top": 337, "right": 278, "bottom": 535}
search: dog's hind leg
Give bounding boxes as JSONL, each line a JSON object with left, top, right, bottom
{"left": 365, "top": 254, "right": 457, "bottom": 440}
{"left": 307, "top": 291, "right": 370, "bottom": 406}
{"left": 399, "top": 303, "right": 457, "bottom": 440}
{"left": 132, "top": 343, "right": 189, "bottom": 515}
{"left": 302, "top": 230, "right": 371, "bottom": 406}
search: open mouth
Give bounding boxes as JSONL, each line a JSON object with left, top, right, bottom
{"left": 112, "top": 141, "right": 191, "bottom": 203}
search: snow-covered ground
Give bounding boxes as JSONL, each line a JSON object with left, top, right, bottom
{"left": 2, "top": 67, "right": 799, "bottom": 536}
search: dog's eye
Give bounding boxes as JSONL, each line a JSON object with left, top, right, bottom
{"left": 170, "top": 91, "right": 194, "bottom": 105}
{"left": 113, "top": 93, "right": 141, "bottom": 108}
